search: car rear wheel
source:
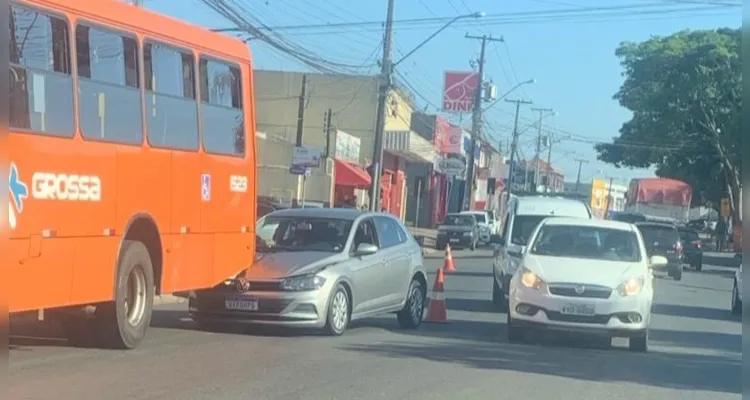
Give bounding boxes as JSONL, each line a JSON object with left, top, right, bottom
{"left": 324, "top": 284, "right": 350, "bottom": 336}
{"left": 731, "top": 280, "right": 742, "bottom": 315}
{"left": 669, "top": 267, "right": 682, "bottom": 281}
{"left": 397, "top": 278, "right": 425, "bottom": 329}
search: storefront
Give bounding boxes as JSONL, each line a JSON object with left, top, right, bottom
{"left": 383, "top": 130, "right": 438, "bottom": 219}
{"left": 333, "top": 158, "right": 370, "bottom": 207}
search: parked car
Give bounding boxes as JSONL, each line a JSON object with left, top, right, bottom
{"left": 436, "top": 213, "right": 479, "bottom": 250}
{"left": 189, "top": 208, "right": 428, "bottom": 335}
{"left": 506, "top": 217, "right": 664, "bottom": 352}
{"left": 678, "top": 227, "right": 703, "bottom": 271}
{"left": 492, "top": 196, "right": 593, "bottom": 311}
{"left": 634, "top": 222, "right": 683, "bottom": 281}
{"left": 731, "top": 253, "right": 742, "bottom": 314}
{"left": 460, "top": 211, "right": 491, "bottom": 244}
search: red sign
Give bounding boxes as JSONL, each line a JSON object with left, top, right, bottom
{"left": 442, "top": 71, "right": 479, "bottom": 113}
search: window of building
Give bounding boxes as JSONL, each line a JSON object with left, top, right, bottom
{"left": 143, "top": 41, "right": 199, "bottom": 150}
{"left": 76, "top": 23, "right": 142, "bottom": 144}
{"left": 199, "top": 57, "right": 244, "bottom": 156}
{"left": 9, "top": 5, "right": 74, "bottom": 136}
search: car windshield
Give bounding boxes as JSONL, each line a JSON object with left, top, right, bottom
{"left": 256, "top": 217, "right": 353, "bottom": 253}
{"left": 443, "top": 215, "right": 474, "bottom": 226}
{"left": 638, "top": 225, "right": 678, "bottom": 245}
{"left": 510, "top": 215, "right": 551, "bottom": 245}
{"left": 469, "top": 213, "right": 487, "bottom": 223}
{"left": 530, "top": 225, "right": 642, "bottom": 262}
{"left": 678, "top": 229, "right": 699, "bottom": 242}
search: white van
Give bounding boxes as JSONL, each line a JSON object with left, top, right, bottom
{"left": 491, "top": 196, "right": 593, "bottom": 310}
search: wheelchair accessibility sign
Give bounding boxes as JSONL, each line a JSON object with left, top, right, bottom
{"left": 201, "top": 174, "right": 211, "bottom": 202}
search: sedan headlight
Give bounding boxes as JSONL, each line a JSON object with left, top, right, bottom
{"left": 617, "top": 276, "right": 644, "bottom": 296}
{"left": 280, "top": 275, "right": 327, "bottom": 291}
{"left": 519, "top": 267, "right": 544, "bottom": 290}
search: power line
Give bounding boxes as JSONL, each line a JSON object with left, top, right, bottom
{"left": 211, "top": 2, "right": 737, "bottom": 34}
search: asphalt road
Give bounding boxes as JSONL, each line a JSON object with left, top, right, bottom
{"left": 10, "top": 249, "right": 742, "bottom": 400}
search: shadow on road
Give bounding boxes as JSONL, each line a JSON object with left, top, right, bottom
{"left": 444, "top": 298, "right": 498, "bottom": 313}
{"left": 693, "top": 268, "right": 736, "bottom": 279}
{"left": 337, "top": 333, "right": 740, "bottom": 394}
{"left": 652, "top": 303, "right": 738, "bottom": 323}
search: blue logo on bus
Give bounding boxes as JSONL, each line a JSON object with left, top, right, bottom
{"left": 8, "top": 163, "right": 28, "bottom": 230}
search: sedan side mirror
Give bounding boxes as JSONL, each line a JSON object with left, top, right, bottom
{"left": 649, "top": 255, "right": 668, "bottom": 267}
{"left": 355, "top": 243, "right": 378, "bottom": 256}
{"left": 489, "top": 234, "right": 504, "bottom": 245}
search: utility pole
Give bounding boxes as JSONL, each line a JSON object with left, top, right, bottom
{"left": 544, "top": 131, "right": 554, "bottom": 193}
{"left": 604, "top": 176, "right": 614, "bottom": 218}
{"left": 531, "top": 107, "right": 553, "bottom": 192}
{"left": 463, "top": 34, "right": 504, "bottom": 210}
{"left": 367, "top": 0, "right": 395, "bottom": 211}
{"left": 505, "top": 98, "right": 532, "bottom": 198}
{"left": 573, "top": 158, "right": 588, "bottom": 193}
{"left": 294, "top": 74, "right": 308, "bottom": 207}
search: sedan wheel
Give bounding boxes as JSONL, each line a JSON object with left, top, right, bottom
{"left": 398, "top": 279, "right": 425, "bottom": 329}
{"left": 324, "top": 285, "right": 349, "bottom": 336}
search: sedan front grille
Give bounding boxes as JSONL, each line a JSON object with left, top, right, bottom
{"left": 548, "top": 283, "right": 612, "bottom": 299}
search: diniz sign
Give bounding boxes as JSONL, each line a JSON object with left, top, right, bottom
{"left": 442, "top": 71, "right": 479, "bottom": 113}
{"left": 437, "top": 157, "right": 466, "bottom": 177}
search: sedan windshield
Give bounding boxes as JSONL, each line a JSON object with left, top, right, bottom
{"left": 530, "top": 225, "right": 642, "bottom": 262}
{"left": 256, "top": 217, "right": 353, "bottom": 253}
{"left": 443, "top": 215, "right": 474, "bottom": 226}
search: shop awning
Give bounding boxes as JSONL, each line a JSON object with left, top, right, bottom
{"left": 334, "top": 159, "right": 371, "bottom": 188}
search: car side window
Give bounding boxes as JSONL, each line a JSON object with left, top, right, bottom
{"left": 352, "top": 219, "right": 378, "bottom": 251}
{"left": 374, "top": 216, "right": 406, "bottom": 249}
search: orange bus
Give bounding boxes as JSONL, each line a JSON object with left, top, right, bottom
{"left": 8, "top": 0, "right": 257, "bottom": 349}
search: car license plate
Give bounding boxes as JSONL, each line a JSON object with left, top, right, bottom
{"left": 225, "top": 297, "right": 258, "bottom": 311}
{"left": 560, "top": 303, "right": 595, "bottom": 316}
{"left": 450, "top": 238, "right": 460, "bottom": 243}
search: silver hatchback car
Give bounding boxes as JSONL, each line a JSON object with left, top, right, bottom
{"left": 189, "top": 208, "right": 428, "bottom": 335}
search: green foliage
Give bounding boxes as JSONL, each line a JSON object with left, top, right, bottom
{"left": 596, "top": 28, "right": 741, "bottom": 217}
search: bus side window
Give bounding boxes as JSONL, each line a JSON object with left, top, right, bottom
{"left": 198, "top": 57, "right": 244, "bottom": 156}
{"left": 75, "top": 23, "right": 142, "bottom": 145}
{"left": 9, "top": 5, "right": 75, "bottom": 136}
{"left": 143, "top": 41, "right": 199, "bottom": 151}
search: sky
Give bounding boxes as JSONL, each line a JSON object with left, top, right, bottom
{"left": 145, "top": 0, "right": 739, "bottom": 186}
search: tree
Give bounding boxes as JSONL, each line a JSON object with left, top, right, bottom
{"left": 596, "top": 28, "right": 741, "bottom": 222}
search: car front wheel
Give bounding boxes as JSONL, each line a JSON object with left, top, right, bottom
{"left": 324, "top": 284, "right": 350, "bottom": 336}
{"left": 397, "top": 278, "right": 425, "bottom": 329}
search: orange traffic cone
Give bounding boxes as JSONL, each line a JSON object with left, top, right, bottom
{"left": 443, "top": 244, "right": 456, "bottom": 273}
{"left": 424, "top": 268, "right": 449, "bottom": 324}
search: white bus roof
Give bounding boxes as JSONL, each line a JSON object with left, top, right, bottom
{"left": 512, "top": 196, "right": 591, "bottom": 218}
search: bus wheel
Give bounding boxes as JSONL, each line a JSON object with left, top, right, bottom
{"left": 96, "top": 240, "right": 155, "bottom": 349}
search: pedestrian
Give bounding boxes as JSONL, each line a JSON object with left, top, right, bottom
{"left": 715, "top": 217, "right": 727, "bottom": 252}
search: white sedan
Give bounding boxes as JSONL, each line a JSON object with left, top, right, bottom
{"left": 506, "top": 217, "right": 668, "bottom": 352}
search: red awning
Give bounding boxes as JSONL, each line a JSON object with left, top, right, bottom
{"left": 334, "top": 159, "right": 371, "bottom": 189}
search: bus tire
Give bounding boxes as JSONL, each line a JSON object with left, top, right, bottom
{"left": 96, "top": 240, "right": 155, "bottom": 349}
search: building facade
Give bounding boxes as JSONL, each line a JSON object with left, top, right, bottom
{"left": 253, "top": 70, "right": 437, "bottom": 218}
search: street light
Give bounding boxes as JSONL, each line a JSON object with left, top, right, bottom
{"left": 368, "top": 9, "right": 484, "bottom": 211}
{"left": 392, "top": 12, "right": 485, "bottom": 67}
{"left": 483, "top": 78, "right": 535, "bottom": 112}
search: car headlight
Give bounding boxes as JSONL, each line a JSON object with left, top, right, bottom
{"left": 617, "top": 276, "right": 644, "bottom": 296}
{"left": 280, "top": 275, "right": 327, "bottom": 291}
{"left": 463, "top": 232, "right": 473, "bottom": 236}
{"left": 520, "top": 267, "right": 544, "bottom": 290}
